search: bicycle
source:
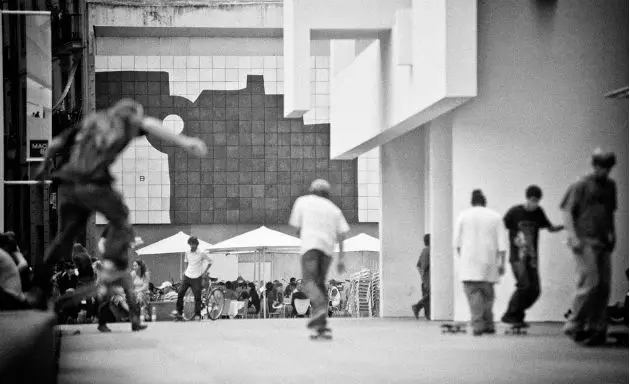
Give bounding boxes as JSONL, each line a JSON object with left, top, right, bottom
{"left": 182, "top": 277, "right": 226, "bottom": 321}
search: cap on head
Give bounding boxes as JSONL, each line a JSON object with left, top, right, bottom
{"left": 591, "top": 148, "right": 616, "bottom": 169}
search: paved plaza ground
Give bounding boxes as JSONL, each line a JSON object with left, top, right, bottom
{"left": 58, "top": 318, "right": 628, "bottom": 384}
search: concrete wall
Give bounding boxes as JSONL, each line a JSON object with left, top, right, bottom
{"left": 449, "top": 0, "right": 629, "bottom": 321}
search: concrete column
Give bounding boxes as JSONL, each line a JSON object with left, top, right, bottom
{"left": 425, "top": 116, "right": 454, "bottom": 321}
{"left": 380, "top": 126, "right": 425, "bottom": 317}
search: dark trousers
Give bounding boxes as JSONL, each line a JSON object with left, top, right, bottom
{"left": 301, "top": 249, "right": 332, "bottom": 330}
{"left": 503, "top": 260, "right": 541, "bottom": 322}
{"left": 35, "top": 183, "right": 134, "bottom": 293}
{"left": 567, "top": 240, "right": 611, "bottom": 333}
{"left": 463, "top": 281, "right": 495, "bottom": 333}
{"left": 415, "top": 282, "right": 431, "bottom": 320}
{"left": 176, "top": 275, "right": 202, "bottom": 316}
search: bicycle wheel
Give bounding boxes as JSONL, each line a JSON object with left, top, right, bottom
{"left": 182, "top": 288, "right": 196, "bottom": 321}
{"left": 205, "top": 289, "right": 225, "bottom": 321}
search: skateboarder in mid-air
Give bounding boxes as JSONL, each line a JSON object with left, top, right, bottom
{"left": 27, "top": 99, "right": 208, "bottom": 332}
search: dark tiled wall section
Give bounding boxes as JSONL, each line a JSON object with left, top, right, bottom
{"left": 95, "top": 71, "right": 358, "bottom": 225}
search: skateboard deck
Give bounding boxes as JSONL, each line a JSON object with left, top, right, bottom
{"left": 504, "top": 324, "right": 528, "bottom": 335}
{"left": 441, "top": 323, "right": 466, "bottom": 334}
{"left": 310, "top": 328, "right": 333, "bottom": 340}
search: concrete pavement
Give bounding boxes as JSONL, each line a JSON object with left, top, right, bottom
{"left": 58, "top": 318, "right": 628, "bottom": 384}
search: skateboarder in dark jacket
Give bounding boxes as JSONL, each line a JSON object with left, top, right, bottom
{"left": 27, "top": 99, "right": 207, "bottom": 332}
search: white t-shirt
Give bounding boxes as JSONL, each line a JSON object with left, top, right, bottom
{"left": 453, "top": 206, "right": 507, "bottom": 283}
{"left": 289, "top": 194, "right": 350, "bottom": 257}
{"left": 184, "top": 250, "right": 213, "bottom": 279}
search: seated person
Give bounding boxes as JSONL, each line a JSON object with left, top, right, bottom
{"left": 247, "top": 282, "right": 260, "bottom": 314}
{"left": 72, "top": 243, "right": 97, "bottom": 320}
{"left": 224, "top": 281, "right": 238, "bottom": 300}
{"left": 284, "top": 277, "right": 297, "bottom": 298}
{"left": 57, "top": 262, "right": 78, "bottom": 295}
{"left": 291, "top": 282, "right": 309, "bottom": 317}
{"left": 131, "top": 260, "right": 150, "bottom": 307}
{"left": 0, "top": 246, "right": 29, "bottom": 310}
{"left": 237, "top": 282, "right": 250, "bottom": 301}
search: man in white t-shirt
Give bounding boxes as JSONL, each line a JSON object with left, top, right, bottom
{"left": 289, "top": 179, "right": 350, "bottom": 337}
{"left": 171, "top": 236, "right": 212, "bottom": 321}
{"left": 453, "top": 189, "right": 507, "bottom": 336}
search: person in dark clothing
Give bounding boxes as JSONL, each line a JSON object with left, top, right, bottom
{"left": 247, "top": 282, "right": 261, "bottom": 314}
{"left": 501, "top": 186, "right": 564, "bottom": 326}
{"left": 412, "top": 234, "right": 431, "bottom": 320}
{"left": 28, "top": 99, "right": 207, "bottom": 332}
{"left": 561, "top": 149, "right": 618, "bottom": 346}
{"left": 291, "top": 283, "right": 309, "bottom": 317}
{"left": 284, "top": 277, "right": 297, "bottom": 298}
{"left": 72, "top": 243, "right": 97, "bottom": 320}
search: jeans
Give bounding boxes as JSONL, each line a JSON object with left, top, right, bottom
{"left": 35, "top": 182, "right": 134, "bottom": 293}
{"left": 567, "top": 239, "right": 612, "bottom": 333}
{"left": 502, "top": 260, "right": 541, "bottom": 322}
{"left": 301, "top": 249, "right": 332, "bottom": 330}
{"left": 415, "top": 282, "right": 431, "bottom": 319}
{"left": 463, "top": 281, "right": 495, "bottom": 333}
{"left": 176, "top": 275, "right": 202, "bottom": 317}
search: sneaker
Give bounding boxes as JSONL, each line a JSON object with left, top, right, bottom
{"left": 132, "top": 323, "right": 148, "bottom": 332}
{"left": 170, "top": 311, "right": 184, "bottom": 321}
{"left": 582, "top": 331, "right": 607, "bottom": 347}
{"left": 473, "top": 330, "right": 484, "bottom": 336}
{"left": 97, "top": 324, "right": 112, "bottom": 333}
{"left": 501, "top": 315, "right": 523, "bottom": 325}
{"left": 482, "top": 328, "right": 496, "bottom": 334}
{"left": 411, "top": 305, "right": 420, "bottom": 319}
{"left": 191, "top": 314, "right": 202, "bottom": 321}
{"left": 563, "top": 321, "right": 590, "bottom": 342}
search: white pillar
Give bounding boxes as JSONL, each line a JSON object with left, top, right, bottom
{"left": 380, "top": 126, "right": 426, "bottom": 317}
{"left": 330, "top": 40, "right": 356, "bottom": 76}
{"left": 426, "top": 116, "right": 454, "bottom": 320}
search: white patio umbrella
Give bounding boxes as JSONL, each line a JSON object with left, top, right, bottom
{"left": 209, "top": 226, "right": 301, "bottom": 318}
{"left": 335, "top": 233, "right": 380, "bottom": 252}
{"left": 332, "top": 233, "right": 380, "bottom": 280}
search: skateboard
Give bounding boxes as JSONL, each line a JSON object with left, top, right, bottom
{"left": 505, "top": 324, "right": 529, "bottom": 335}
{"left": 441, "top": 323, "right": 466, "bottom": 334}
{"left": 310, "top": 327, "right": 333, "bottom": 340}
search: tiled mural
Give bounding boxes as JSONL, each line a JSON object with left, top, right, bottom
{"left": 94, "top": 55, "right": 379, "bottom": 224}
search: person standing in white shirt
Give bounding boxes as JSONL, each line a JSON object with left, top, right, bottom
{"left": 171, "top": 236, "right": 212, "bottom": 321}
{"left": 289, "top": 179, "right": 350, "bottom": 338}
{"left": 453, "top": 189, "right": 507, "bottom": 336}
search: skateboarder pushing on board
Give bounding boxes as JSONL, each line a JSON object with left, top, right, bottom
{"left": 289, "top": 179, "right": 350, "bottom": 339}
{"left": 28, "top": 99, "right": 207, "bottom": 332}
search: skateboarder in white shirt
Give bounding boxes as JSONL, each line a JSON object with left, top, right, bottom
{"left": 289, "top": 179, "right": 350, "bottom": 339}
{"left": 171, "top": 236, "right": 212, "bottom": 321}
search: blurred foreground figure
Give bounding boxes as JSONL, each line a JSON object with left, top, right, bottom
{"left": 28, "top": 99, "right": 207, "bottom": 332}
{"left": 561, "top": 149, "right": 618, "bottom": 346}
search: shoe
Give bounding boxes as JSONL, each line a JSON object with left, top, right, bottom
{"left": 501, "top": 315, "right": 523, "bottom": 325}
{"left": 473, "top": 330, "right": 483, "bottom": 336}
{"left": 563, "top": 322, "right": 590, "bottom": 342}
{"left": 97, "top": 324, "right": 112, "bottom": 333}
{"left": 582, "top": 331, "right": 607, "bottom": 347}
{"left": 132, "top": 323, "right": 148, "bottom": 332}
{"left": 482, "top": 328, "right": 496, "bottom": 334}
{"left": 170, "top": 311, "right": 184, "bottom": 321}
{"left": 191, "top": 314, "right": 202, "bottom": 321}
{"left": 412, "top": 305, "right": 420, "bottom": 319}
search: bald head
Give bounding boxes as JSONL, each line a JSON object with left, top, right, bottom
{"left": 309, "top": 179, "right": 331, "bottom": 198}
